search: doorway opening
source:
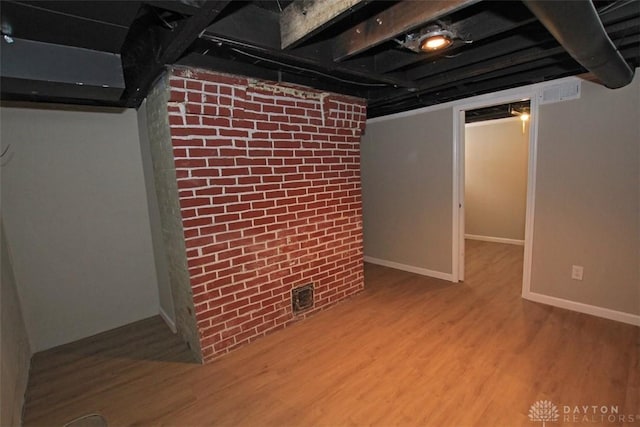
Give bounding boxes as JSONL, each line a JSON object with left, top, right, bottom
{"left": 453, "top": 93, "right": 539, "bottom": 297}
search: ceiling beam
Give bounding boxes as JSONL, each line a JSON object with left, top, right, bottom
{"left": 370, "top": 32, "right": 640, "bottom": 116}
{"left": 332, "top": 0, "right": 479, "bottom": 61}
{"left": 367, "top": 60, "right": 579, "bottom": 117}
{"left": 204, "top": 5, "right": 376, "bottom": 77}
{"left": 376, "top": 3, "right": 640, "bottom": 75}
{"left": 441, "top": 35, "right": 640, "bottom": 95}
{"left": 177, "top": 52, "right": 368, "bottom": 98}
{"left": 426, "top": 61, "right": 581, "bottom": 101}
{"left": 369, "top": 45, "right": 570, "bottom": 109}
{"left": 144, "top": 0, "right": 204, "bottom": 16}
{"left": 198, "top": 33, "right": 416, "bottom": 89}
{"left": 281, "top": 0, "right": 367, "bottom": 49}
{"left": 370, "top": 14, "right": 640, "bottom": 109}
{"left": 402, "top": 32, "right": 554, "bottom": 81}
{"left": 1, "top": 37, "right": 125, "bottom": 102}
{"left": 120, "top": 0, "right": 231, "bottom": 107}
{"left": 206, "top": 3, "right": 281, "bottom": 50}
{"left": 201, "top": 4, "right": 416, "bottom": 90}
{"left": 0, "top": 0, "right": 136, "bottom": 54}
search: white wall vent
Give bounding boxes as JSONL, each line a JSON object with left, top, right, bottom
{"left": 539, "top": 81, "right": 581, "bottom": 104}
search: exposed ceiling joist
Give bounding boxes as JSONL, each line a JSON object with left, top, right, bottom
{"left": 145, "top": 0, "right": 203, "bottom": 16}
{"left": 2, "top": 0, "right": 638, "bottom": 116}
{"left": 0, "top": 0, "right": 138, "bottom": 53}
{"left": 201, "top": 4, "right": 417, "bottom": 90}
{"left": 434, "top": 59, "right": 581, "bottom": 100}
{"left": 198, "top": 32, "right": 415, "bottom": 89}
{"left": 399, "top": 10, "right": 640, "bottom": 83}
{"left": 120, "top": 0, "right": 231, "bottom": 107}
{"left": 368, "top": 60, "right": 577, "bottom": 117}
{"left": 369, "top": 44, "right": 568, "bottom": 109}
{"left": 332, "top": 0, "right": 479, "bottom": 61}
{"left": 205, "top": 3, "right": 281, "bottom": 49}
{"left": 370, "top": 39, "right": 640, "bottom": 117}
{"left": 402, "top": 30, "right": 556, "bottom": 81}
{"left": 178, "top": 52, "right": 368, "bottom": 98}
{"left": 280, "top": 0, "right": 367, "bottom": 49}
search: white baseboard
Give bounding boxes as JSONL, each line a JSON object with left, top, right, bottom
{"left": 465, "top": 234, "right": 525, "bottom": 246}
{"left": 159, "top": 307, "right": 177, "bottom": 333}
{"left": 523, "top": 291, "right": 640, "bottom": 326}
{"left": 364, "top": 256, "right": 454, "bottom": 282}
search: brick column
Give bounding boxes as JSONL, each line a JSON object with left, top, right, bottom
{"left": 167, "top": 68, "right": 367, "bottom": 361}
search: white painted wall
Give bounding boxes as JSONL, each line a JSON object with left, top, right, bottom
{"left": 361, "top": 108, "right": 453, "bottom": 277}
{"left": 530, "top": 76, "right": 640, "bottom": 316}
{"left": 1, "top": 104, "right": 160, "bottom": 351}
{"left": 465, "top": 118, "right": 528, "bottom": 242}
{"left": 363, "top": 70, "right": 639, "bottom": 320}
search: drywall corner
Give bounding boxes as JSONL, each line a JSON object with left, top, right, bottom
{"left": 137, "top": 99, "right": 176, "bottom": 328}
{"left": 1, "top": 105, "right": 160, "bottom": 350}
{"left": 1, "top": 221, "right": 32, "bottom": 426}
{"left": 143, "top": 74, "right": 203, "bottom": 363}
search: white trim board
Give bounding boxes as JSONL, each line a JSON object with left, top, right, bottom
{"left": 159, "top": 307, "right": 177, "bottom": 333}
{"left": 523, "top": 291, "right": 640, "bottom": 327}
{"left": 451, "top": 89, "right": 540, "bottom": 287}
{"left": 465, "top": 234, "right": 525, "bottom": 246}
{"left": 363, "top": 256, "right": 454, "bottom": 282}
{"left": 453, "top": 108, "right": 465, "bottom": 282}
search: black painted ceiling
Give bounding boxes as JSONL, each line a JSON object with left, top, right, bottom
{"left": 465, "top": 100, "right": 530, "bottom": 123}
{"left": 1, "top": 0, "right": 639, "bottom": 118}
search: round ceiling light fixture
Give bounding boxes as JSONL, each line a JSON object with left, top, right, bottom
{"left": 397, "top": 24, "right": 458, "bottom": 53}
{"left": 419, "top": 30, "right": 454, "bottom": 51}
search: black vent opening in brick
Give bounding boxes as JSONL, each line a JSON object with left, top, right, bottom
{"left": 292, "top": 284, "right": 314, "bottom": 314}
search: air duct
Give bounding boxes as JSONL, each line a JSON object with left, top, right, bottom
{"left": 523, "top": 0, "right": 634, "bottom": 89}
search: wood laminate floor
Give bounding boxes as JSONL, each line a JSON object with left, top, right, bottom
{"left": 23, "top": 240, "right": 639, "bottom": 426}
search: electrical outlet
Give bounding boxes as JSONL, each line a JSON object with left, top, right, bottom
{"left": 571, "top": 265, "right": 584, "bottom": 281}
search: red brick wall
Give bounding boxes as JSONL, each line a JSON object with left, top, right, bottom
{"left": 166, "top": 68, "right": 367, "bottom": 361}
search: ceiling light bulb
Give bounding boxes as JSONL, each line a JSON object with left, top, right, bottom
{"left": 421, "top": 35, "right": 452, "bottom": 51}
{"left": 520, "top": 113, "right": 530, "bottom": 121}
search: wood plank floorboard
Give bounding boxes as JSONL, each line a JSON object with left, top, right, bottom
{"left": 22, "top": 240, "right": 639, "bottom": 426}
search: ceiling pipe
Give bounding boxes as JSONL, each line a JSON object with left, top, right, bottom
{"left": 523, "top": 0, "right": 634, "bottom": 89}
